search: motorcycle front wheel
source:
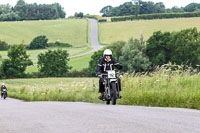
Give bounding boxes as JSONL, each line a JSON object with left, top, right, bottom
{"left": 111, "top": 82, "right": 117, "bottom": 105}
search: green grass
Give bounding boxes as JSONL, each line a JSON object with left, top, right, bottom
{"left": 0, "top": 46, "right": 92, "bottom": 64}
{"left": 0, "top": 19, "right": 88, "bottom": 46}
{"left": 1, "top": 69, "right": 200, "bottom": 110}
{"left": 0, "top": 18, "right": 93, "bottom": 72}
{"left": 1, "top": 78, "right": 101, "bottom": 103}
{"left": 99, "top": 17, "right": 200, "bottom": 44}
{"left": 68, "top": 53, "right": 92, "bottom": 71}
{"left": 26, "top": 53, "right": 92, "bottom": 73}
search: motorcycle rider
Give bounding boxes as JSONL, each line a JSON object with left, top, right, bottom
{"left": 1, "top": 83, "right": 7, "bottom": 98}
{"left": 96, "top": 49, "right": 123, "bottom": 100}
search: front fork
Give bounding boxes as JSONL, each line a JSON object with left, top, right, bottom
{"left": 104, "top": 79, "right": 118, "bottom": 99}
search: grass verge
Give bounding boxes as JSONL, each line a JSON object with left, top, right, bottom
{"left": 1, "top": 68, "right": 200, "bottom": 110}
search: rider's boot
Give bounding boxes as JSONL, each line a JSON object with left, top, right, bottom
{"left": 118, "top": 92, "right": 122, "bottom": 99}
{"left": 98, "top": 92, "right": 104, "bottom": 100}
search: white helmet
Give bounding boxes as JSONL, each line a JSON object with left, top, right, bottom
{"left": 2, "top": 83, "right": 5, "bottom": 86}
{"left": 103, "top": 49, "right": 112, "bottom": 56}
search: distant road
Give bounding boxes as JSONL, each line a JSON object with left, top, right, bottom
{"left": 0, "top": 98, "right": 200, "bottom": 133}
{"left": 70, "top": 19, "right": 103, "bottom": 59}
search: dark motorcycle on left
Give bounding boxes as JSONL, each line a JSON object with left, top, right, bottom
{"left": 2, "top": 89, "right": 7, "bottom": 99}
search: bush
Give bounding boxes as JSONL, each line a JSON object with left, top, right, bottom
{"left": 146, "top": 28, "right": 200, "bottom": 68}
{"left": 88, "top": 49, "right": 105, "bottom": 76}
{"left": 0, "top": 40, "right": 9, "bottom": 50}
{"left": 146, "top": 31, "right": 172, "bottom": 65}
{"left": 119, "top": 38, "right": 151, "bottom": 72}
{"left": 170, "top": 28, "right": 200, "bottom": 67}
{"left": 1, "top": 44, "right": 33, "bottom": 78}
{"left": 48, "top": 41, "right": 72, "bottom": 48}
{"left": 37, "top": 49, "right": 71, "bottom": 77}
{"left": 111, "top": 11, "right": 200, "bottom": 22}
{"left": 107, "top": 41, "right": 126, "bottom": 60}
{"left": 98, "top": 19, "right": 107, "bottom": 22}
{"left": 29, "top": 35, "right": 48, "bottom": 49}
{"left": 67, "top": 68, "right": 92, "bottom": 77}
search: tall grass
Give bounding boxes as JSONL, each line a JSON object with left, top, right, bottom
{"left": 3, "top": 78, "right": 101, "bottom": 103}
{"left": 1, "top": 67, "right": 200, "bottom": 110}
{"left": 119, "top": 67, "right": 200, "bottom": 109}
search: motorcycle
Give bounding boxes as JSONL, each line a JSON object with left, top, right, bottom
{"left": 99, "top": 70, "right": 121, "bottom": 105}
{"left": 2, "top": 89, "right": 7, "bottom": 99}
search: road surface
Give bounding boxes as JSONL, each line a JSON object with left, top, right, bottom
{"left": 70, "top": 19, "right": 103, "bottom": 59}
{"left": 0, "top": 98, "right": 200, "bottom": 133}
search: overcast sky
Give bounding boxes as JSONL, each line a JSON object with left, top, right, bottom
{"left": 0, "top": 0, "right": 199, "bottom": 16}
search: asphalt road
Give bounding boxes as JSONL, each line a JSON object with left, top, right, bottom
{"left": 0, "top": 98, "right": 200, "bottom": 133}
{"left": 70, "top": 19, "right": 103, "bottom": 59}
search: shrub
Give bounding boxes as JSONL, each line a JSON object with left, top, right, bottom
{"left": 0, "top": 40, "right": 9, "bottom": 50}
{"left": 88, "top": 49, "right": 105, "bottom": 76}
{"left": 111, "top": 11, "right": 200, "bottom": 22}
{"left": 1, "top": 44, "right": 33, "bottom": 78}
{"left": 29, "top": 35, "right": 48, "bottom": 49}
{"left": 37, "top": 49, "right": 71, "bottom": 77}
{"left": 146, "top": 31, "right": 172, "bottom": 65}
{"left": 146, "top": 28, "right": 200, "bottom": 68}
{"left": 119, "top": 38, "right": 151, "bottom": 72}
{"left": 48, "top": 41, "right": 72, "bottom": 47}
{"left": 67, "top": 68, "right": 92, "bottom": 77}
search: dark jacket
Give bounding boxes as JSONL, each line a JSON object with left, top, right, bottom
{"left": 96, "top": 57, "right": 123, "bottom": 74}
{"left": 1, "top": 85, "right": 7, "bottom": 91}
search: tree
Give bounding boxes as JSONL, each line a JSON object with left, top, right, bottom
{"left": 100, "top": 5, "right": 113, "bottom": 17}
{"left": 1, "top": 44, "right": 33, "bottom": 78}
{"left": 52, "top": 3, "right": 66, "bottom": 18}
{"left": 14, "top": 0, "right": 26, "bottom": 20}
{"left": 74, "top": 12, "right": 84, "bottom": 18}
{"left": 184, "top": 3, "right": 200, "bottom": 12}
{"left": 37, "top": 49, "right": 70, "bottom": 77}
{"left": 0, "top": 4, "right": 12, "bottom": 15}
{"left": 29, "top": 35, "right": 48, "bottom": 49}
{"left": 119, "top": 38, "right": 151, "bottom": 72}
{"left": 170, "top": 28, "right": 200, "bottom": 67}
{"left": 88, "top": 49, "right": 105, "bottom": 76}
{"left": 0, "top": 40, "right": 9, "bottom": 50}
{"left": 107, "top": 41, "right": 126, "bottom": 60}
{"left": 146, "top": 31, "right": 172, "bottom": 66}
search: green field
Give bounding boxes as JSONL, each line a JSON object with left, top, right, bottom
{"left": 99, "top": 17, "right": 200, "bottom": 44}
{"left": 0, "top": 19, "right": 88, "bottom": 46}
{"left": 0, "top": 46, "right": 91, "bottom": 64}
{"left": 0, "top": 18, "right": 92, "bottom": 72}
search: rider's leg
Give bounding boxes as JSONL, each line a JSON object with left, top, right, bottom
{"left": 117, "top": 78, "right": 122, "bottom": 98}
{"left": 98, "top": 78, "right": 105, "bottom": 99}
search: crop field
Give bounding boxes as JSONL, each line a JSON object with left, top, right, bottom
{"left": 99, "top": 17, "right": 200, "bottom": 44}
{"left": 0, "top": 19, "right": 88, "bottom": 47}
{"left": 1, "top": 68, "right": 200, "bottom": 110}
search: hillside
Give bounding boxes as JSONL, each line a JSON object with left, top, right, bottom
{"left": 0, "top": 19, "right": 88, "bottom": 47}
{"left": 99, "top": 17, "right": 200, "bottom": 44}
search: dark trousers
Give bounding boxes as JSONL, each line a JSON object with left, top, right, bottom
{"left": 99, "top": 78, "right": 122, "bottom": 93}
{"left": 1, "top": 92, "right": 7, "bottom": 97}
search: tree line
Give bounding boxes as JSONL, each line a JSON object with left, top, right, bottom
{"left": 0, "top": 0, "right": 66, "bottom": 21}
{"left": 100, "top": 0, "right": 200, "bottom": 17}
{"left": 88, "top": 27, "right": 200, "bottom": 76}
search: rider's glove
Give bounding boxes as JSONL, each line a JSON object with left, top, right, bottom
{"left": 97, "top": 72, "right": 102, "bottom": 78}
